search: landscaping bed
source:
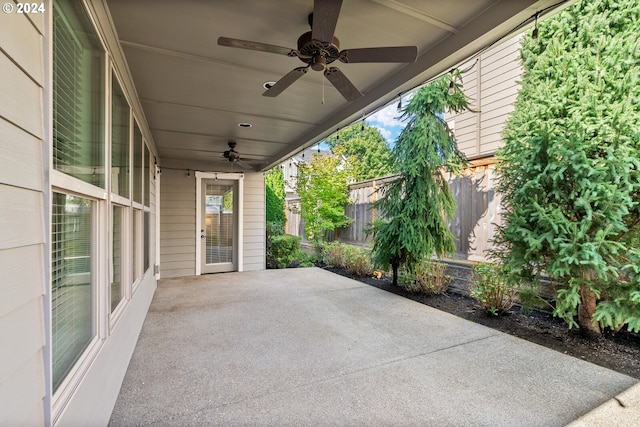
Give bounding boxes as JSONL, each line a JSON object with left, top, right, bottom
{"left": 325, "top": 266, "right": 640, "bottom": 380}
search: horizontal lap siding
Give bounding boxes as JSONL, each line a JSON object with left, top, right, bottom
{"left": 160, "top": 170, "right": 196, "bottom": 278}
{"left": 446, "top": 34, "right": 523, "bottom": 159}
{"left": 478, "top": 35, "right": 522, "bottom": 156}
{"left": 0, "top": 12, "right": 45, "bottom": 426}
{"left": 159, "top": 171, "right": 265, "bottom": 276}
{"left": 242, "top": 173, "right": 265, "bottom": 271}
{"left": 450, "top": 55, "right": 478, "bottom": 157}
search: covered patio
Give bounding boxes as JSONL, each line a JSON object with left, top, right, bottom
{"left": 109, "top": 268, "right": 637, "bottom": 426}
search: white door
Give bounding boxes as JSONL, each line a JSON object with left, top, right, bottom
{"left": 200, "top": 179, "right": 238, "bottom": 273}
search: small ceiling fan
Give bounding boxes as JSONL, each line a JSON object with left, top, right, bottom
{"left": 218, "top": 0, "right": 418, "bottom": 101}
{"left": 220, "top": 141, "right": 242, "bottom": 163}
{"left": 218, "top": 141, "right": 259, "bottom": 170}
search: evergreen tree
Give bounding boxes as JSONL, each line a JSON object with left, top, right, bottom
{"left": 266, "top": 167, "right": 286, "bottom": 228}
{"left": 370, "top": 72, "right": 471, "bottom": 285}
{"left": 325, "top": 123, "right": 393, "bottom": 180}
{"left": 496, "top": 0, "right": 640, "bottom": 336}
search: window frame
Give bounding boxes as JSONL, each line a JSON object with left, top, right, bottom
{"left": 49, "top": 0, "right": 157, "bottom": 419}
{"left": 110, "top": 71, "right": 131, "bottom": 200}
{"left": 50, "top": 0, "right": 110, "bottom": 409}
{"left": 109, "top": 202, "right": 129, "bottom": 325}
{"left": 50, "top": 188, "right": 104, "bottom": 414}
{"left": 52, "top": 0, "right": 107, "bottom": 189}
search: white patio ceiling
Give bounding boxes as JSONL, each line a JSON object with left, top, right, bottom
{"left": 105, "top": 0, "right": 573, "bottom": 172}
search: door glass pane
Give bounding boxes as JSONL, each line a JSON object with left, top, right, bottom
{"left": 53, "top": 0, "right": 105, "bottom": 188}
{"left": 51, "top": 193, "right": 94, "bottom": 392}
{"left": 205, "top": 183, "right": 234, "bottom": 264}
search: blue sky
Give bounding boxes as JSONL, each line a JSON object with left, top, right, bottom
{"left": 366, "top": 103, "right": 405, "bottom": 144}
{"left": 318, "top": 92, "right": 415, "bottom": 149}
{"left": 365, "top": 90, "right": 418, "bottom": 145}
{"left": 317, "top": 102, "right": 405, "bottom": 151}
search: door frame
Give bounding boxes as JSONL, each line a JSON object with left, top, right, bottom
{"left": 195, "top": 172, "right": 244, "bottom": 275}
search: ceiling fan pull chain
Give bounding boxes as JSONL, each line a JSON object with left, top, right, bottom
{"left": 322, "top": 72, "right": 325, "bottom": 104}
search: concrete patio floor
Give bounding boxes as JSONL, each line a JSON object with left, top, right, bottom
{"left": 109, "top": 268, "right": 639, "bottom": 426}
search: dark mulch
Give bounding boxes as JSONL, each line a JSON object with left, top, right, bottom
{"left": 324, "top": 266, "right": 640, "bottom": 379}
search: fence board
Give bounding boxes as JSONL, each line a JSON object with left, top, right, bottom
{"left": 286, "top": 164, "right": 502, "bottom": 262}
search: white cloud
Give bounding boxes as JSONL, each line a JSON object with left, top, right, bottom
{"left": 366, "top": 102, "right": 407, "bottom": 143}
{"left": 367, "top": 103, "right": 404, "bottom": 128}
{"left": 376, "top": 126, "right": 392, "bottom": 141}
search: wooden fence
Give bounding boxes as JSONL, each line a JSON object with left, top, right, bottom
{"left": 285, "top": 160, "right": 502, "bottom": 262}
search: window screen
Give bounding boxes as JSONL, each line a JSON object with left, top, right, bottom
{"left": 53, "top": 0, "right": 105, "bottom": 188}
{"left": 111, "top": 76, "right": 130, "bottom": 198}
{"left": 51, "top": 193, "right": 95, "bottom": 392}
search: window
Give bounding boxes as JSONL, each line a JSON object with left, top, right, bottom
{"left": 51, "top": 0, "right": 156, "bottom": 403}
{"left": 111, "top": 76, "right": 130, "bottom": 198}
{"left": 144, "top": 144, "right": 151, "bottom": 207}
{"left": 132, "top": 209, "right": 142, "bottom": 284}
{"left": 143, "top": 211, "right": 150, "bottom": 273}
{"left": 111, "top": 205, "right": 125, "bottom": 312}
{"left": 53, "top": 0, "right": 105, "bottom": 188}
{"left": 51, "top": 193, "right": 95, "bottom": 392}
{"left": 133, "top": 123, "right": 142, "bottom": 204}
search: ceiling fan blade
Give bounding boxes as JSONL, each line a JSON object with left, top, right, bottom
{"left": 217, "top": 37, "right": 295, "bottom": 56}
{"left": 312, "top": 0, "right": 342, "bottom": 42}
{"left": 263, "top": 67, "right": 308, "bottom": 97}
{"left": 324, "top": 67, "right": 362, "bottom": 101}
{"left": 339, "top": 46, "right": 418, "bottom": 63}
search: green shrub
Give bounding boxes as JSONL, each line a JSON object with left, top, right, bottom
{"left": 345, "top": 247, "right": 373, "bottom": 277}
{"left": 266, "top": 221, "right": 285, "bottom": 269}
{"left": 406, "top": 259, "right": 450, "bottom": 295}
{"left": 321, "top": 242, "right": 373, "bottom": 276}
{"left": 323, "top": 242, "right": 347, "bottom": 268}
{"left": 295, "top": 249, "right": 317, "bottom": 268}
{"left": 269, "top": 235, "right": 301, "bottom": 269}
{"left": 266, "top": 168, "right": 286, "bottom": 225}
{"left": 471, "top": 263, "right": 518, "bottom": 315}
{"left": 399, "top": 268, "right": 415, "bottom": 289}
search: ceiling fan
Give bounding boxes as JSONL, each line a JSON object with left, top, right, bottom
{"left": 217, "top": 0, "right": 418, "bottom": 101}
{"left": 218, "top": 141, "right": 256, "bottom": 170}
{"left": 220, "top": 141, "right": 242, "bottom": 163}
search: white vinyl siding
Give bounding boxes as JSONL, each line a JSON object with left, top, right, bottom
{"left": 160, "top": 170, "right": 265, "bottom": 277}
{"left": 0, "top": 10, "right": 46, "bottom": 427}
{"left": 242, "top": 173, "right": 266, "bottom": 271}
{"left": 160, "top": 169, "right": 197, "bottom": 278}
{"left": 447, "top": 34, "right": 523, "bottom": 159}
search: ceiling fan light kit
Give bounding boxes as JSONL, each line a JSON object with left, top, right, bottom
{"left": 217, "top": 0, "right": 418, "bottom": 102}
{"left": 221, "top": 141, "right": 241, "bottom": 162}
